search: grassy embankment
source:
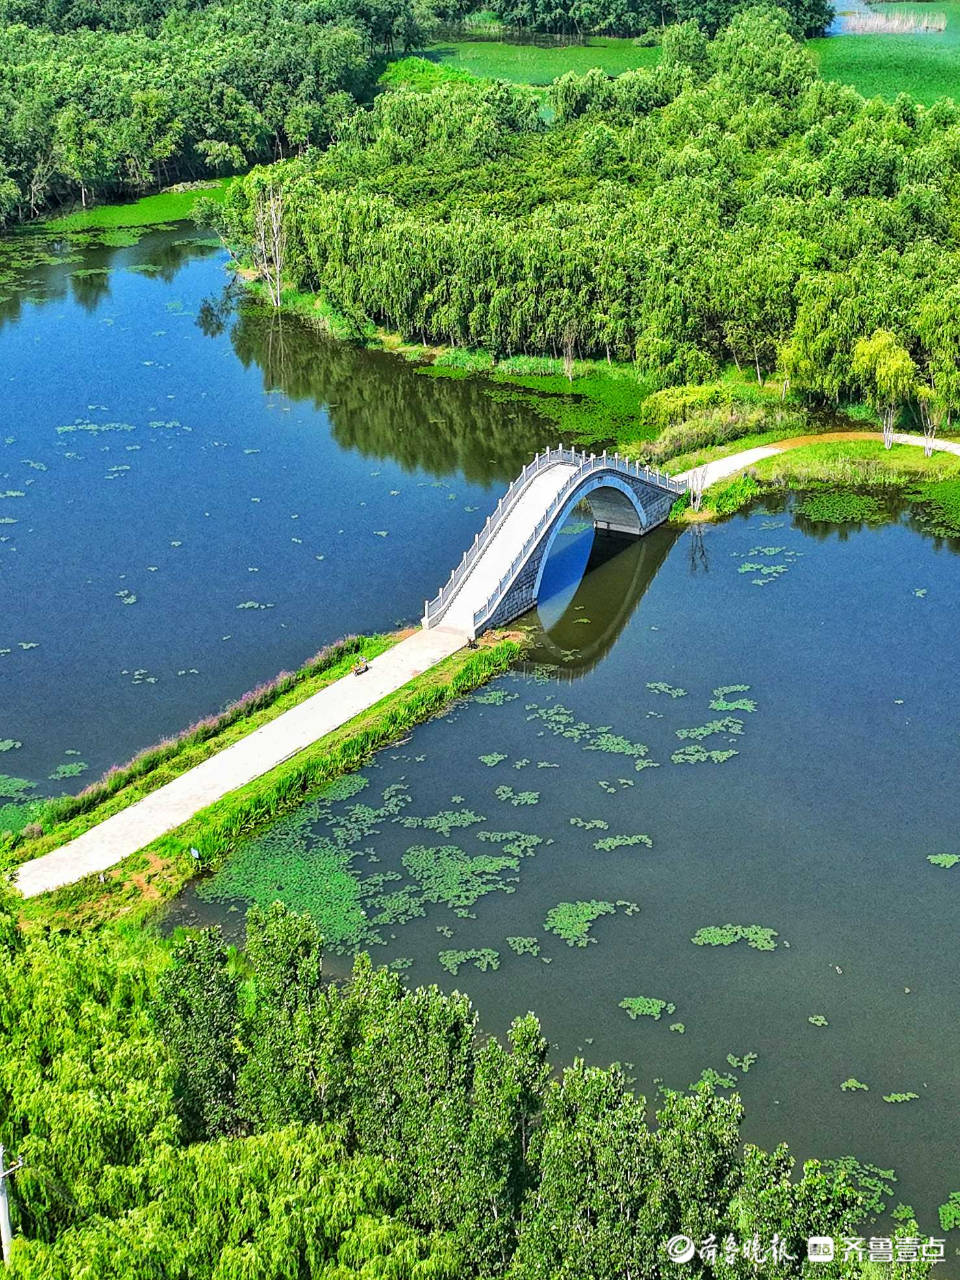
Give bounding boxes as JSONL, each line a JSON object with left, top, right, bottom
{"left": 675, "top": 438, "right": 960, "bottom": 533}
{"left": 10, "top": 635, "right": 522, "bottom": 931}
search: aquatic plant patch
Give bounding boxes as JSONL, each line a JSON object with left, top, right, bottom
{"left": 671, "top": 744, "right": 738, "bottom": 765}
{"left": 841, "top": 1078, "right": 869, "bottom": 1092}
{"left": 675, "top": 718, "right": 744, "bottom": 741}
{"left": 494, "top": 785, "right": 539, "bottom": 806}
{"left": 709, "top": 685, "right": 757, "bottom": 713}
{"left": 646, "top": 682, "right": 687, "bottom": 698}
{"left": 795, "top": 491, "right": 885, "bottom": 525}
{"left": 439, "top": 948, "right": 500, "bottom": 975}
{"left": 619, "top": 996, "right": 676, "bottom": 1020}
{"left": 939, "top": 1193, "right": 960, "bottom": 1232}
{"left": 691, "top": 924, "right": 778, "bottom": 950}
{"left": 593, "top": 834, "right": 652, "bottom": 851}
{"left": 927, "top": 854, "right": 959, "bottom": 869}
{"left": 0, "top": 775, "right": 36, "bottom": 801}
{"left": 823, "top": 1159, "right": 895, "bottom": 1218}
{"left": 727, "top": 1052, "right": 758, "bottom": 1073}
{"left": 401, "top": 844, "right": 519, "bottom": 911}
{"left": 476, "top": 830, "right": 543, "bottom": 858}
{"left": 544, "top": 899, "right": 617, "bottom": 947}
{"left": 398, "top": 808, "right": 486, "bottom": 837}
{"left": 506, "top": 935, "right": 540, "bottom": 956}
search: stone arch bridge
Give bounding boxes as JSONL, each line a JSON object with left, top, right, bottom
{"left": 423, "top": 446, "right": 688, "bottom": 638}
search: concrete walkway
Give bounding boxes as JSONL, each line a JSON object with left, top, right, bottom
{"left": 15, "top": 428, "right": 957, "bottom": 900}
{"left": 15, "top": 626, "right": 468, "bottom": 899}
{"left": 672, "top": 429, "right": 960, "bottom": 488}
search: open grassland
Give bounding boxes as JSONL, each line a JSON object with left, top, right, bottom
{"left": 811, "top": 3, "right": 960, "bottom": 103}
{"left": 419, "top": 37, "right": 659, "bottom": 84}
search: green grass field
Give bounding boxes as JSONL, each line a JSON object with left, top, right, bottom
{"left": 421, "top": 37, "right": 659, "bottom": 84}
{"left": 811, "top": 2, "right": 960, "bottom": 103}
{"left": 412, "top": 20, "right": 958, "bottom": 103}
{"left": 44, "top": 178, "right": 233, "bottom": 231}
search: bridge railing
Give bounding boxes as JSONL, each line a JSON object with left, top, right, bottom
{"left": 423, "top": 445, "right": 579, "bottom": 625}
{"left": 470, "top": 450, "right": 686, "bottom": 633}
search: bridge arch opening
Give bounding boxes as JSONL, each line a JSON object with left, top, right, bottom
{"left": 532, "top": 480, "right": 650, "bottom": 605}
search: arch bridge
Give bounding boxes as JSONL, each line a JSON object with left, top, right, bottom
{"left": 423, "top": 446, "right": 687, "bottom": 639}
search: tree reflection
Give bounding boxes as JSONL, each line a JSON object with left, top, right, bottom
{"left": 221, "top": 295, "right": 555, "bottom": 484}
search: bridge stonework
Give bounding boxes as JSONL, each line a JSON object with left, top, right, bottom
{"left": 423, "top": 447, "right": 686, "bottom": 639}
{"left": 482, "top": 473, "right": 676, "bottom": 631}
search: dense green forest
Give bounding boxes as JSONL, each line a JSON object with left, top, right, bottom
{"left": 487, "top": 0, "right": 830, "bottom": 40}
{"left": 0, "top": 0, "right": 832, "bottom": 221}
{"left": 0, "top": 0, "right": 465, "bottom": 220}
{"left": 218, "top": 10, "right": 960, "bottom": 423}
{"left": 0, "top": 889, "right": 928, "bottom": 1277}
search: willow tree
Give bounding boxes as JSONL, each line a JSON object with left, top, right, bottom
{"left": 851, "top": 329, "right": 917, "bottom": 449}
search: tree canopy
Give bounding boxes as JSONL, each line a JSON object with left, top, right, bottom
{"left": 0, "top": 892, "right": 918, "bottom": 1278}
{"left": 218, "top": 9, "right": 960, "bottom": 416}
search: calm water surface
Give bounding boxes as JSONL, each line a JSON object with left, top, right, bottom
{"left": 0, "top": 227, "right": 551, "bottom": 786}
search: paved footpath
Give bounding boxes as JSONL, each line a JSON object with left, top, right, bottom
{"left": 673, "top": 429, "right": 960, "bottom": 488}
{"left": 15, "top": 429, "right": 957, "bottom": 899}
{"left": 15, "top": 626, "right": 468, "bottom": 899}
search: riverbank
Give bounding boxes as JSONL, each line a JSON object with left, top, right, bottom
{"left": 674, "top": 433, "right": 960, "bottom": 535}
{"left": 14, "top": 632, "right": 522, "bottom": 930}
{"left": 239, "top": 277, "right": 873, "bottom": 454}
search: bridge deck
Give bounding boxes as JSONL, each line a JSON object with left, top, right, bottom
{"left": 441, "top": 462, "right": 578, "bottom": 633}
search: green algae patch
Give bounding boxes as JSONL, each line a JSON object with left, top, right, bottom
{"left": 439, "top": 948, "right": 500, "bottom": 976}
{"left": 544, "top": 899, "right": 616, "bottom": 947}
{"left": 402, "top": 844, "right": 518, "bottom": 911}
{"left": 506, "top": 935, "right": 540, "bottom": 957}
{"left": 44, "top": 182, "right": 232, "bottom": 232}
{"left": 692, "top": 924, "right": 778, "bottom": 950}
{"left": 619, "top": 996, "right": 675, "bottom": 1020}
{"left": 927, "top": 854, "right": 960, "bottom": 869}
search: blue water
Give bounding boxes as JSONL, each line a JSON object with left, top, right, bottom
{"left": 0, "top": 228, "right": 550, "bottom": 788}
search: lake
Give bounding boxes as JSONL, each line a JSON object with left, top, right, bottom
{"left": 4, "top": 220, "right": 959, "bottom": 1250}
{"left": 171, "top": 500, "right": 960, "bottom": 1245}
{"left": 0, "top": 226, "right": 551, "bottom": 793}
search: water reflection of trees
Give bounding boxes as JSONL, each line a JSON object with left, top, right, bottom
{"left": 225, "top": 302, "right": 553, "bottom": 484}
{"left": 0, "top": 229, "right": 216, "bottom": 329}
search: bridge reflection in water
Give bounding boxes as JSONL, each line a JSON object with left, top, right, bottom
{"left": 520, "top": 521, "right": 685, "bottom": 679}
